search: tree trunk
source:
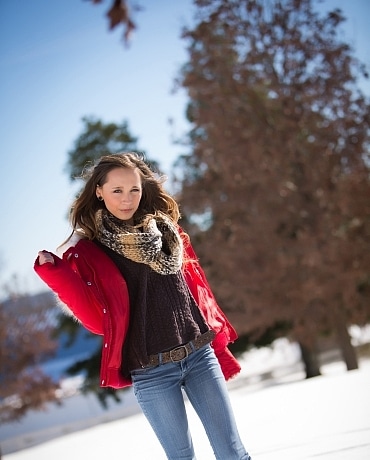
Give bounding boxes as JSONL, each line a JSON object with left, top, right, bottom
{"left": 334, "top": 310, "right": 358, "bottom": 371}
{"left": 298, "top": 341, "right": 321, "bottom": 378}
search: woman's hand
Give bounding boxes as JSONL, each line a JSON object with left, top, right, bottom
{"left": 38, "top": 251, "right": 55, "bottom": 265}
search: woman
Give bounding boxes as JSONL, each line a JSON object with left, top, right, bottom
{"left": 34, "top": 152, "right": 251, "bottom": 460}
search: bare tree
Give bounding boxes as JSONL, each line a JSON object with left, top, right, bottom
{"left": 0, "top": 292, "right": 59, "bottom": 422}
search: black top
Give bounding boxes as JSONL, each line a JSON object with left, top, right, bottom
{"left": 94, "top": 240, "right": 208, "bottom": 377}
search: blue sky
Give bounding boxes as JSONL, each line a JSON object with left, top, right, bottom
{"left": 0, "top": 0, "right": 369, "bottom": 295}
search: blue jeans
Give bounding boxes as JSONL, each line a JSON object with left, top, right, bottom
{"left": 131, "top": 344, "right": 251, "bottom": 460}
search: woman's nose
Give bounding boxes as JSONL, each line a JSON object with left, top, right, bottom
{"left": 121, "top": 193, "right": 131, "bottom": 202}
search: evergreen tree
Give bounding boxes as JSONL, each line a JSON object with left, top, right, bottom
{"left": 66, "top": 116, "right": 140, "bottom": 181}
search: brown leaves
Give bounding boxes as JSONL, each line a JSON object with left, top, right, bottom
{"left": 0, "top": 368, "right": 59, "bottom": 423}
{"left": 0, "top": 295, "right": 60, "bottom": 422}
{"left": 89, "top": 0, "right": 137, "bottom": 44}
{"left": 106, "top": 0, "right": 136, "bottom": 41}
{"left": 178, "top": 0, "right": 370, "bottom": 345}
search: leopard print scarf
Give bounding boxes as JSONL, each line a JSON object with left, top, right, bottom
{"left": 95, "top": 209, "right": 183, "bottom": 275}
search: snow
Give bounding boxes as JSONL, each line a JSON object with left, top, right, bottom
{"left": 2, "top": 341, "right": 370, "bottom": 459}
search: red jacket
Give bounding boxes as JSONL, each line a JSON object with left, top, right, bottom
{"left": 34, "top": 233, "right": 241, "bottom": 389}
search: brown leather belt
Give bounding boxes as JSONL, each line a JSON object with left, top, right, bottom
{"left": 147, "top": 329, "right": 216, "bottom": 367}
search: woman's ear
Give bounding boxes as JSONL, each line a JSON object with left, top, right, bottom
{"left": 96, "top": 185, "right": 102, "bottom": 201}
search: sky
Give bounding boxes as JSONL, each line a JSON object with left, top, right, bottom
{"left": 0, "top": 0, "right": 369, "bottom": 295}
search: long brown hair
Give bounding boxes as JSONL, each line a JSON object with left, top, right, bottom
{"left": 66, "top": 152, "right": 180, "bottom": 241}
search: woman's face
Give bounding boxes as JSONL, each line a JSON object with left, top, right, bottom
{"left": 96, "top": 167, "right": 142, "bottom": 223}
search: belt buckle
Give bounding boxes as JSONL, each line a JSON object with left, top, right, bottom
{"left": 169, "top": 345, "right": 188, "bottom": 362}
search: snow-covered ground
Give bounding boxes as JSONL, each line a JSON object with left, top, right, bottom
{"left": 2, "top": 339, "right": 370, "bottom": 459}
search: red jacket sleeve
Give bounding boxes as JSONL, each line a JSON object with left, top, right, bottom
{"left": 34, "top": 252, "right": 104, "bottom": 335}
